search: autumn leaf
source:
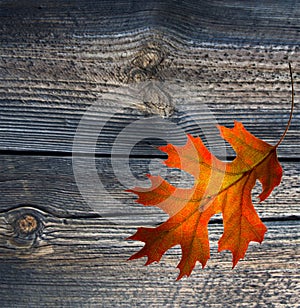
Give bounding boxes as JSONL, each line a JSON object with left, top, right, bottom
{"left": 126, "top": 65, "right": 294, "bottom": 280}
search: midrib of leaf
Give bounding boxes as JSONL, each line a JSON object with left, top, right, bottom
{"left": 159, "top": 146, "right": 277, "bottom": 235}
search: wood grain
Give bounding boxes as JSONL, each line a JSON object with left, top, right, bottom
{"left": 1, "top": 0, "right": 299, "bottom": 44}
{"left": 0, "top": 154, "right": 299, "bottom": 306}
{"left": 0, "top": 1, "right": 299, "bottom": 307}
{"left": 0, "top": 2, "right": 299, "bottom": 157}
{"left": 0, "top": 155, "right": 298, "bottom": 221}
{"left": 0, "top": 207, "right": 298, "bottom": 307}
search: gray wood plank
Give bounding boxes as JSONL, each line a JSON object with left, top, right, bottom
{"left": 0, "top": 208, "right": 298, "bottom": 307}
{"left": 0, "top": 155, "right": 298, "bottom": 221}
{"left": 0, "top": 0, "right": 299, "bottom": 45}
{"left": 1, "top": 155, "right": 297, "bottom": 307}
{"left": 0, "top": 1, "right": 299, "bottom": 157}
{"left": 0, "top": 57, "right": 299, "bottom": 157}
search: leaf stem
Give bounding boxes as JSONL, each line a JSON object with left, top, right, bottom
{"left": 276, "top": 62, "right": 295, "bottom": 147}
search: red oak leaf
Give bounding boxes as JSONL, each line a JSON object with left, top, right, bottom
{"left": 127, "top": 65, "right": 293, "bottom": 280}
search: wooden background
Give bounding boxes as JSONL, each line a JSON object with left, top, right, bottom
{"left": 0, "top": 1, "right": 299, "bottom": 307}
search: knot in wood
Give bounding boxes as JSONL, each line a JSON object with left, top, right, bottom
{"left": 17, "top": 214, "right": 38, "bottom": 235}
{"left": 133, "top": 48, "right": 164, "bottom": 70}
{"left": 121, "top": 44, "right": 166, "bottom": 83}
{"left": 5, "top": 207, "right": 44, "bottom": 249}
{"left": 128, "top": 67, "right": 148, "bottom": 83}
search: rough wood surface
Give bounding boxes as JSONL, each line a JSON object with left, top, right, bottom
{"left": 0, "top": 0, "right": 299, "bottom": 307}
{"left": 0, "top": 1, "right": 299, "bottom": 157}
{"left": 0, "top": 155, "right": 298, "bottom": 221}
{"left": 0, "top": 212, "right": 298, "bottom": 307}
{"left": 0, "top": 155, "right": 299, "bottom": 307}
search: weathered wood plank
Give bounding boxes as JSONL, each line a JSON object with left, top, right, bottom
{"left": 0, "top": 2, "right": 299, "bottom": 157}
{"left": 0, "top": 59, "right": 299, "bottom": 157}
{"left": 0, "top": 208, "right": 298, "bottom": 307}
{"left": 0, "top": 1, "right": 299, "bottom": 307}
{"left": 0, "top": 155, "right": 297, "bottom": 306}
{"left": 0, "top": 0, "right": 299, "bottom": 45}
{"left": 0, "top": 155, "right": 298, "bottom": 221}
